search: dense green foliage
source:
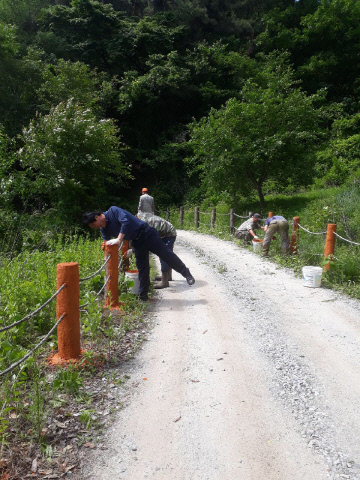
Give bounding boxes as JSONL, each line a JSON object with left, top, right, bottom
{"left": 0, "top": 0, "right": 359, "bottom": 230}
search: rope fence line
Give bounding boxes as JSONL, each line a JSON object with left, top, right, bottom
{"left": 79, "top": 276, "right": 110, "bottom": 310}
{"left": 79, "top": 255, "right": 110, "bottom": 282}
{"left": 0, "top": 284, "right": 66, "bottom": 333}
{"left": 199, "top": 211, "right": 211, "bottom": 215}
{"left": 294, "top": 221, "right": 359, "bottom": 245}
{"left": 294, "top": 222, "right": 326, "bottom": 236}
{"left": 333, "top": 232, "right": 360, "bottom": 246}
{"left": 216, "top": 212, "right": 230, "bottom": 216}
{"left": 0, "top": 313, "right": 67, "bottom": 377}
{"left": 233, "top": 212, "right": 249, "bottom": 219}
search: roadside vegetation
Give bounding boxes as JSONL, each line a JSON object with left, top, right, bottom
{"left": 1, "top": 0, "right": 360, "bottom": 476}
{"left": 166, "top": 185, "right": 360, "bottom": 299}
{"left": 0, "top": 235, "right": 153, "bottom": 478}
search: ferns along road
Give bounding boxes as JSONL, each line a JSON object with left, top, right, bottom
{"left": 85, "top": 230, "right": 360, "bottom": 480}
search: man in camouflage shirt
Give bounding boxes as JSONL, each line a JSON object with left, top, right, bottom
{"left": 137, "top": 212, "right": 177, "bottom": 289}
{"left": 234, "top": 213, "right": 263, "bottom": 244}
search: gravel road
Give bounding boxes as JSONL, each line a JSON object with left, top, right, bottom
{"left": 85, "top": 230, "right": 360, "bottom": 480}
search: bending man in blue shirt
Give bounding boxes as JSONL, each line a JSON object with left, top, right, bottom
{"left": 262, "top": 215, "right": 290, "bottom": 257}
{"left": 83, "top": 206, "right": 195, "bottom": 301}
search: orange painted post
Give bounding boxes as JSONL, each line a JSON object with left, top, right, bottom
{"left": 324, "top": 223, "right": 336, "bottom": 270}
{"left": 56, "top": 262, "right": 81, "bottom": 360}
{"left": 268, "top": 212, "right": 274, "bottom": 218}
{"left": 290, "top": 216, "right": 300, "bottom": 255}
{"left": 121, "top": 240, "right": 130, "bottom": 272}
{"left": 103, "top": 243, "right": 121, "bottom": 309}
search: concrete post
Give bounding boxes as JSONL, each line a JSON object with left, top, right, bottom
{"left": 103, "top": 243, "right": 121, "bottom": 309}
{"left": 180, "top": 206, "right": 184, "bottom": 227}
{"left": 324, "top": 223, "right": 336, "bottom": 270}
{"left": 56, "top": 262, "right": 81, "bottom": 360}
{"left": 230, "top": 209, "right": 234, "bottom": 233}
{"left": 121, "top": 240, "right": 130, "bottom": 272}
{"left": 290, "top": 216, "right": 300, "bottom": 255}
{"left": 195, "top": 207, "right": 199, "bottom": 228}
{"left": 210, "top": 208, "right": 216, "bottom": 229}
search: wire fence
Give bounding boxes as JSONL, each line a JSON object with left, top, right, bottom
{"left": 170, "top": 206, "right": 359, "bottom": 260}
{"left": 295, "top": 222, "right": 327, "bottom": 236}
{"left": 0, "top": 284, "right": 66, "bottom": 333}
{"left": 333, "top": 232, "right": 360, "bottom": 246}
{"left": 0, "top": 244, "right": 119, "bottom": 376}
{"left": 0, "top": 313, "right": 66, "bottom": 377}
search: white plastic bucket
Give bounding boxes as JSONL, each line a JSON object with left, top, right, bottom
{"left": 125, "top": 270, "right": 140, "bottom": 294}
{"left": 302, "top": 266, "right": 323, "bottom": 288}
{"left": 252, "top": 240, "right": 262, "bottom": 253}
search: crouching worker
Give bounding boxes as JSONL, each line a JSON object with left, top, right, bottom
{"left": 137, "top": 212, "right": 177, "bottom": 289}
{"left": 234, "top": 213, "right": 263, "bottom": 245}
{"left": 83, "top": 206, "right": 195, "bottom": 301}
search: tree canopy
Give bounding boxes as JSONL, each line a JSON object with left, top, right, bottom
{"left": 0, "top": 0, "right": 359, "bottom": 223}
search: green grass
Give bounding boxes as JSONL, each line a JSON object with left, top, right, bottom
{"left": 163, "top": 186, "right": 360, "bottom": 299}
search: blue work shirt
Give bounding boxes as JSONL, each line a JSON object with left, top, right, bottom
{"left": 101, "top": 206, "right": 146, "bottom": 241}
{"left": 265, "top": 215, "right": 286, "bottom": 226}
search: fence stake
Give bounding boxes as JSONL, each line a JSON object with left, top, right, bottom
{"left": 211, "top": 208, "right": 216, "bottom": 229}
{"left": 195, "top": 207, "right": 199, "bottom": 228}
{"left": 268, "top": 212, "right": 274, "bottom": 218}
{"left": 56, "top": 262, "right": 81, "bottom": 360}
{"left": 121, "top": 240, "right": 130, "bottom": 272}
{"left": 324, "top": 223, "right": 336, "bottom": 270}
{"left": 180, "top": 206, "right": 184, "bottom": 227}
{"left": 290, "top": 216, "right": 300, "bottom": 255}
{"left": 166, "top": 207, "right": 170, "bottom": 221}
{"left": 230, "top": 209, "right": 234, "bottom": 233}
{"left": 103, "top": 243, "right": 122, "bottom": 309}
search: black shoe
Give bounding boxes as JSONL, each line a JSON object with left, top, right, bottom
{"left": 186, "top": 274, "right": 195, "bottom": 286}
{"left": 135, "top": 293, "right": 148, "bottom": 301}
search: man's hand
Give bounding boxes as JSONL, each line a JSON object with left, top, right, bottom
{"left": 106, "top": 238, "right": 120, "bottom": 246}
{"left": 253, "top": 235, "right": 259, "bottom": 240}
{"left": 125, "top": 249, "right": 133, "bottom": 258}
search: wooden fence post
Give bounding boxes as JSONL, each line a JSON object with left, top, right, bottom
{"left": 290, "top": 216, "right": 300, "bottom": 255}
{"left": 324, "top": 223, "right": 336, "bottom": 270}
{"left": 268, "top": 212, "right": 274, "bottom": 218}
{"left": 195, "top": 207, "right": 199, "bottom": 228}
{"left": 103, "top": 243, "right": 122, "bottom": 309}
{"left": 180, "top": 206, "right": 184, "bottom": 227}
{"left": 56, "top": 262, "right": 81, "bottom": 360}
{"left": 230, "top": 208, "right": 234, "bottom": 233}
{"left": 211, "top": 208, "right": 216, "bottom": 229}
{"left": 166, "top": 207, "right": 170, "bottom": 221}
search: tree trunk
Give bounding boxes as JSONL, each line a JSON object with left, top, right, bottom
{"left": 257, "top": 184, "right": 266, "bottom": 210}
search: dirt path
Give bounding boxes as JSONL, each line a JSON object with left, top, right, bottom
{"left": 83, "top": 230, "right": 360, "bottom": 480}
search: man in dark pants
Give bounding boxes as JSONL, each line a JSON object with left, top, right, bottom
{"left": 83, "top": 206, "right": 195, "bottom": 301}
{"left": 137, "top": 212, "right": 177, "bottom": 289}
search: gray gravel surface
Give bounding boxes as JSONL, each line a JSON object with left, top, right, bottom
{"left": 83, "top": 230, "right": 360, "bottom": 480}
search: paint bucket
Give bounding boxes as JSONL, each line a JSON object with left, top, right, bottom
{"left": 302, "top": 266, "right": 323, "bottom": 288}
{"left": 252, "top": 239, "right": 263, "bottom": 253}
{"left": 125, "top": 270, "right": 140, "bottom": 294}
